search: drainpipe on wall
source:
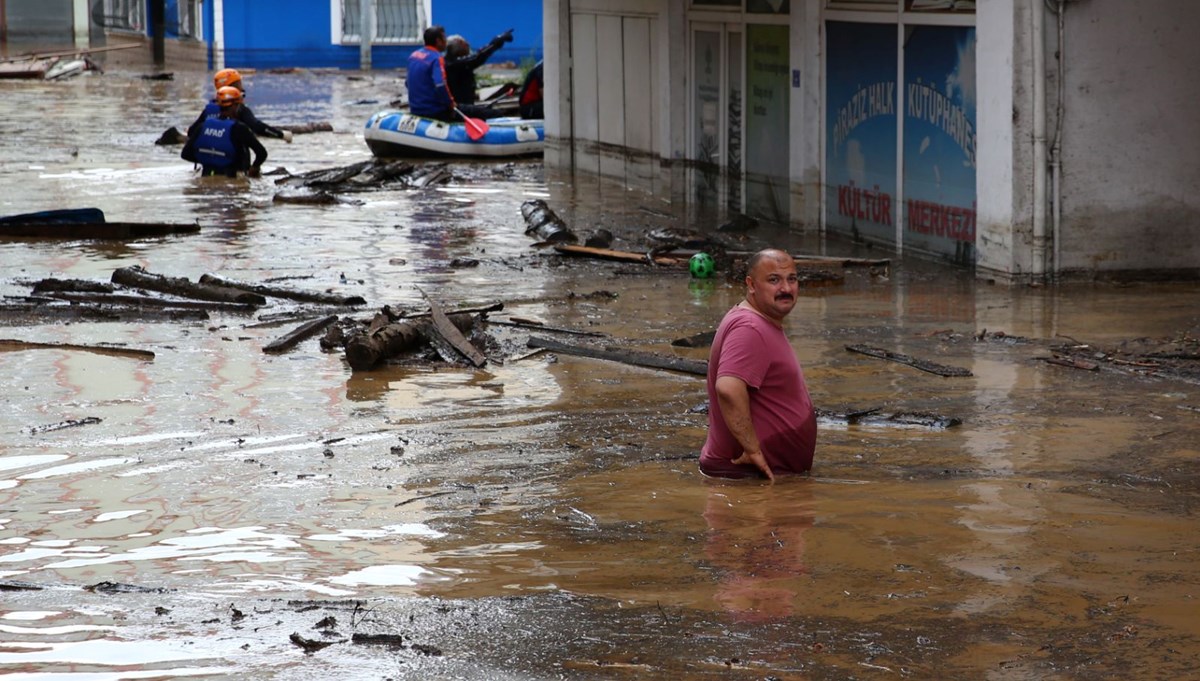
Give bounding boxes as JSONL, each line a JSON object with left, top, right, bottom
{"left": 1031, "top": 0, "right": 1048, "bottom": 279}
{"left": 213, "top": 0, "right": 225, "bottom": 70}
{"left": 360, "top": 0, "right": 373, "bottom": 71}
{"left": 1049, "top": 0, "right": 1066, "bottom": 278}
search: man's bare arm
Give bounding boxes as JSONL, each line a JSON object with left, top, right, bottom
{"left": 714, "top": 375, "right": 774, "bottom": 481}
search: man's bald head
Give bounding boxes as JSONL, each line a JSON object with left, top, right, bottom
{"left": 746, "top": 249, "right": 794, "bottom": 277}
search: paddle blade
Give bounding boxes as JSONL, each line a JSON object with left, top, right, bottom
{"left": 457, "top": 109, "right": 489, "bottom": 141}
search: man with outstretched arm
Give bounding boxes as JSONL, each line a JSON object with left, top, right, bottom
{"left": 444, "top": 29, "right": 514, "bottom": 119}
{"left": 700, "top": 249, "right": 817, "bottom": 481}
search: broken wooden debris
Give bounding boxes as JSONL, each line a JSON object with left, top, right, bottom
{"left": 42, "top": 291, "right": 257, "bottom": 313}
{"left": 272, "top": 190, "right": 344, "bottom": 205}
{"left": 84, "top": 581, "right": 167, "bottom": 594}
{"left": 263, "top": 315, "right": 339, "bottom": 354}
{"left": 279, "top": 121, "right": 334, "bottom": 135}
{"left": 488, "top": 317, "right": 607, "bottom": 338}
{"left": 290, "top": 632, "right": 342, "bottom": 653}
{"left": 391, "top": 301, "right": 504, "bottom": 321}
{"left": 0, "top": 220, "right": 200, "bottom": 240}
{"left": 815, "top": 408, "right": 962, "bottom": 429}
{"left": 584, "top": 229, "right": 614, "bottom": 249}
{"left": 112, "top": 266, "right": 267, "bottom": 306}
{"left": 553, "top": 243, "right": 681, "bottom": 266}
{"left": 26, "top": 416, "right": 102, "bottom": 435}
{"left": 0, "top": 338, "right": 154, "bottom": 361}
{"left": 1037, "top": 355, "right": 1100, "bottom": 371}
{"left": 671, "top": 330, "right": 716, "bottom": 348}
{"left": 0, "top": 301, "right": 209, "bottom": 323}
{"left": 792, "top": 254, "right": 891, "bottom": 268}
{"left": 845, "top": 344, "right": 973, "bottom": 377}
{"left": 344, "top": 313, "right": 476, "bottom": 371}
{"left": 351, "top": 633, "right": 406, "bottom": 647}
{"left": 30, "top": 278, "right": 115, "bottom": 294}
{"left": 155, "top": 126, "right": 188, "bottom": 145}
{"left": 521, "top": 199, "right": 577, "bottom": 243}
{"left": 419, "top": 288, "right": 487, "bottom": 367}
{"left": 273, "top": 159, "right": 445, "bottom": 192}
{"left": 647, "top": 227, "right": 730, "bottom": 255}
{"left": 199, "top": 273, "right": 366, "bottom": 306}
{"left": 527, "top": 336, "right": 708, "bottom": 376}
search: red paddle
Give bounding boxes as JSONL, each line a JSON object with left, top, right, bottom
{"left": 455, "top": 108, "right": 489, "bottom": 141}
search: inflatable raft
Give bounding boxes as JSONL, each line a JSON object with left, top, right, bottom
{"left": 364, "top": 111, "right": 544, "bottom": 158}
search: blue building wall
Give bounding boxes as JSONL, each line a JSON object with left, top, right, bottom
{"left": 207, "top": 0, "right": 542, "bottom": 70}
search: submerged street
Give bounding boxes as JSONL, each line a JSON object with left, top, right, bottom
{"left": 0, "top": 69, "right": 1198, "bottom": 679}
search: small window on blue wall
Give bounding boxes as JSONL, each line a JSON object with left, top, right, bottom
{"left": 338, "top": 0, "right": 427, "bottom": 44}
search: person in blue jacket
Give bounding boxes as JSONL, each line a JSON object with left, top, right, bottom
{"left": 182, "top": 86, "right": 268, "bottom": 178}
{"left": 405, "top": 25, "right": 456, "bottom": 121}
{"left": 199, "top": 68, "right": 293, "bottom": 143}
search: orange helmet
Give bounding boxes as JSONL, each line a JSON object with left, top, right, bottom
{"left": 213, "top": 68, "right": 242, "bottom": 90}
{"left": 216, "top": 86, "right": 243, "bottom": 107}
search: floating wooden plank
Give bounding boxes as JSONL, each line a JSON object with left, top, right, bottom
{"left": 552, "top": 244, "right": 682, "bottom": 266}
{"left": 112, "top": 266, "right": 266, "bottom": 306}
{"left": 419, "top": 288, "right": 486, "bottom": 367}
{"left": 0, "top": 302, "right": 208, "bottom": 323}
{"left": 0, "top": 222, "right": 200, "bottom": 240}
{"left": 263, "top": 315, "right": 339, "bottom": 354}
{"left": 43, "top": 291, "right": 257, "bottom": 313}
{"left": 199, "top": 273, "right": 366, "bottom": 306}
{"left": 487, "top": 318, "right": 607, "bottom": 338}
{"left": 0, "top": 339, "right": 154, "bottom": 361}
{"left": 279, "top": 121, "right": 333, "bottom": 135}
{"left": 26, "top": 417, "right": 103, "bottom": 435}
{"left": 792, "top": 254, "right": 890, "bottom": 268}
{"left": 845, "top": 344, "right": 973, "bottom": 377}
{"left": 399, "top": 301, "right": 504, "bottom": 320}
{"left": 1037, "top": 355, "right": 1100, "bottom": 371}
{"left": 527, "top": 336, "right": 708, "bottom": 376}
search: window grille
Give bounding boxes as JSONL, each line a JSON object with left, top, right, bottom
{"left": 340, "top": 0, "right": 426, "bottom": 44}
{"left": 97, "top": 0, "right": 146, "bottom": 33}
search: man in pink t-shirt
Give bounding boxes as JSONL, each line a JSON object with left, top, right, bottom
{"left": 700, "top": 249, "right": 817, "bottom": 480}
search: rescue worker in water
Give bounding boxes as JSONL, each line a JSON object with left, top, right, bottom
{"left": 182, "top": 86, "right": 268, "bottom": 178}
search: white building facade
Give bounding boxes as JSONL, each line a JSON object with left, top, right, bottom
{"left": 542, "top": 0, "right": 1200, "bottom": 282}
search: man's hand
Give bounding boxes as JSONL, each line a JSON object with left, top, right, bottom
{"left": 732, "top": 449, "right": 775, "bottom": 482}
{"left": 282, "top": 130, "right": 294, "bottom": 143}
{"left": 497, "top": 29, "right": 514, "bottom": 44}
{"left": 247, "top": 165, "right": 262, "bottom": 178}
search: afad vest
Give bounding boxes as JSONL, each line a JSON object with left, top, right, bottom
{"left": 195, "top": 117, "right": 237, "bottom": 170}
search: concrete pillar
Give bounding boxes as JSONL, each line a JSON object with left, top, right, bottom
{"left": 72, "top": 0, "right": 89, "bottom": 49}
{"left": 975, "top": 0, "right": 1022, "bottom": 280}
{"left": 543, "top": 0, "right": 571, "bottom": 170}
{"left": 662, "top": 0, "right": 688, "bottom": 205}
{"left": 789, "top": 0, "right": 823, "bottom": 232}
{"left": 360, "top": 0, "right": 373, "bottom": 71}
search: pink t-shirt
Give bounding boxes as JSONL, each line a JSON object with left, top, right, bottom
{"left": 700, "top": 306, "right": 816, "bottom": 478}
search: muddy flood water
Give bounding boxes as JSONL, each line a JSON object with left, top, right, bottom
{"left": 0, "top": 70, "right": 1198, "bottom": 680}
